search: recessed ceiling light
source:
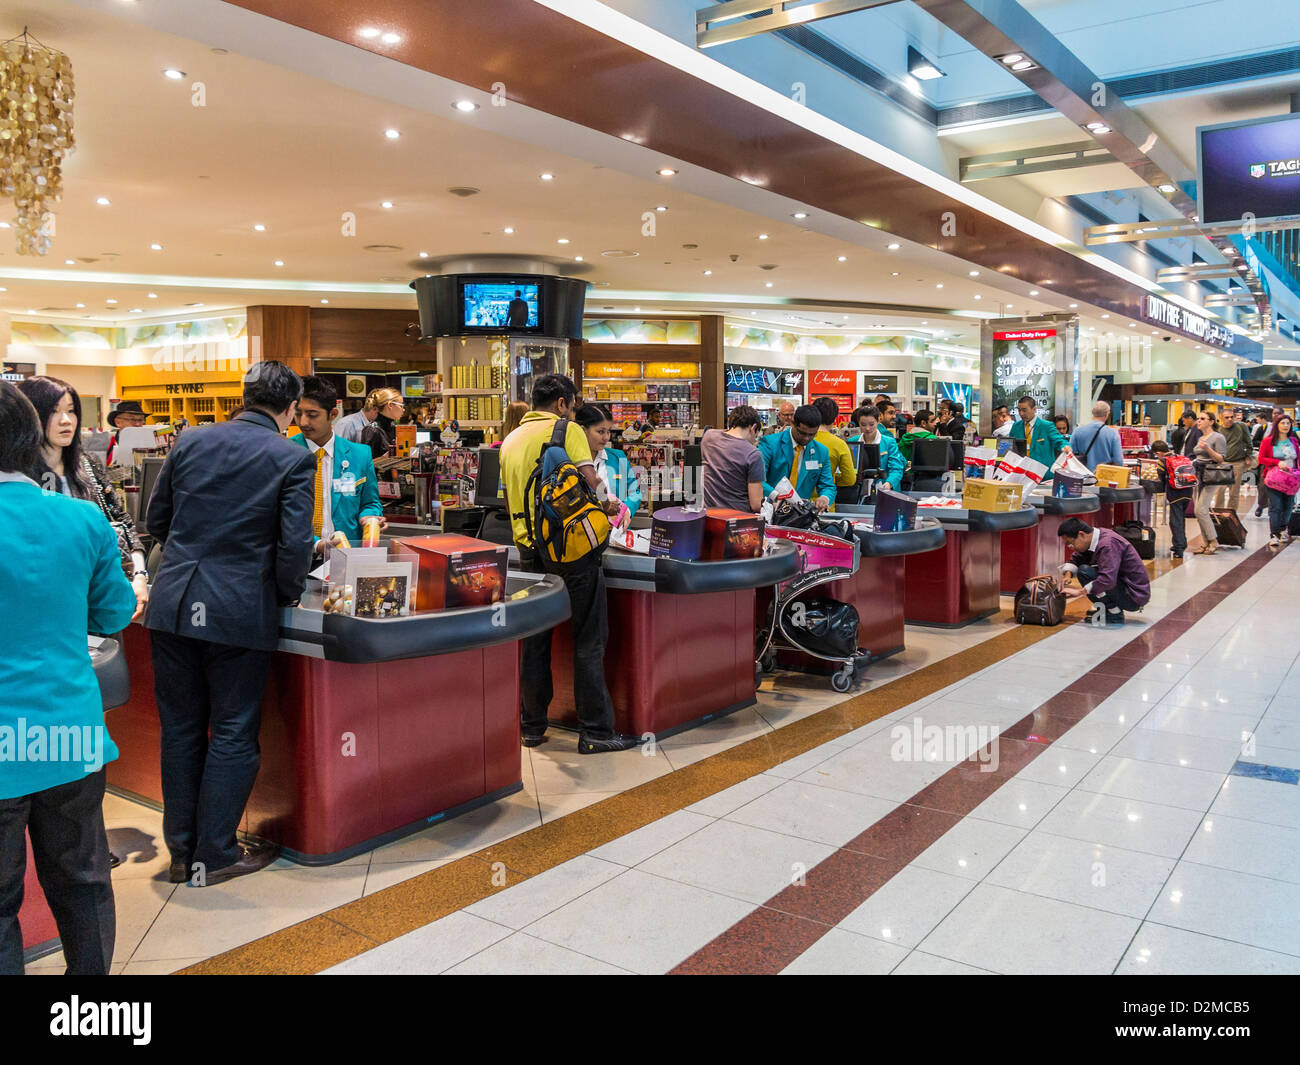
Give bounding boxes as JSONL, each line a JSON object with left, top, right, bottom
{"left": 452, "top": 100, "right": 477, "bottom": 113}
{"left": 381, "top": 32, "right": 401, "bottom": 44}
{"left": 321, "top": 298, "right": 329, "bottom": 304}
{"left": 1130, "top": 323, "right": 1137, "bottom": 327}
{"left": 887, "top": 243, "right": 901, "bottom": 251}
{"left": 540, "top": 173, "right": 554, "bottom": 181}
{"left": 891, "top": 271, "right": 899, "bottom": 277}
{"left": 757, "top": 234, "right": 769, "bottom": 240}
{"left": 765, "top": 282, "right": 773, "bottom": 287}
{"left": 253, "top": 223, "right": 266, "bottom": 232}
{"left": 1011, "top": 60, "right": 1035, "bottom": 71}
{"left": 503, "top": 227, "right": 514, "bottom": 234}
{"left": 274, "top": 259, "right": 284, "bottom": 266}
{"left": 1000, "top": 53, "right": 1024, "bottom": 65}
{"left": 657, "top": 168, "right": 677, "bottom": 177}
{"left": 150, "top": 243, "right": 162, "bottom": 250}
{"left": 574, "top": 256, "right": 584, "bottom": 262}
{"left": 163, "top": 68, "right": 185, "bottom": 80}
{"left": 921, "top": 321, "right": 928, "bottom": 325}
{"left": 837, "top": 256, "right": 847, "bottom": 262}
{"left": 936, "top": 283, "right": 943, "bottom": 289}
{"left": 148, "top": 293, "right": 157, "bottom": 298}
{"left": 130, "top": 308, "right": 142, "bottom": 313}
{"left": 1087, "top": 122, "right": 1111, "bottom": 134}
{"left": 1101, "top": 313, "right": 1110, "bottom": 318}
{"left": 418, "top": 251, "right": 428, "bottom": 258}
{"left": 96, "top": 196, "right": 111, "bottom": 206}
{"left": 974, "top": 294, "right": 982, "bottom": 300}
{"left": 1069, "top": 303, "right": 1077, "bottom": 308}
{"left": 75, "top": 302, "right": 84, "bottom": 308}
{"left": 1006, "top": 304, "right": 1013, "bottom": 309}
{"left": 1029, "top": 289, "right": 1039, "bottom": 296}
{"left": 385, "top": 128, "right": 401, "bottom": 139}
{"left": 0, "top": 222, "right": 9, "bottom": 228}
{"left": 106, "top": 299, "right": 118, "bottom": 304}
{"left": 968, "top": 270, "right": 979, "bottom": 277}
{"left": 557, "top": 238, "right": 569, "bottom": 244}
{"left": 1158, "top": 183, "right": 1176, "bottom": 194}
{"left": 792, "top": 212, "right": 808, "bottom": 220}
{"left": 703, "top": 269, "right": 712, "bottom": 275}
{"left": 64, "top": 259, "right": 75, "bottom": 265}
{"left": 359, "top": 27, "right": 380, "bottom": 39}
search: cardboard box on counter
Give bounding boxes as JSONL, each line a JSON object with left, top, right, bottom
{"left": 963, "top": 477, "right": 1024, "bottom": 513}
{"left": 392, "top": 534, "right": 507, "bottom": 611}
{"left": 703, "top": 509, "right": 764, "bottom": 559}
{"left": 1094, "top": 463, "right": 1131, "bottom": 488}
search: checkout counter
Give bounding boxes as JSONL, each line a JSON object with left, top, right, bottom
{"left": 1093, "top": 485, "right": 1144, "bottom": 530}
{"left": 1001, "top": 490, "right": 1101, "bottom": 594}
{"left": 105, "top": 568, "right": 569, "bottom": 865}
{"left": 895, "top": 493, "right": 1038, "bottom": 626}
{"left": 546, "top": 541, "right": 800, "bottom": 740}
{"left": 20, "top": 637, "right": 130, "bottom": 964}
{"left": 817, "top": 507, "right": 946, "bottom": 659}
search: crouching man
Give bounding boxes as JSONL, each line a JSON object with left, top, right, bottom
{"left": 1057, "top": 517, "right": 1152, "bottom": 625}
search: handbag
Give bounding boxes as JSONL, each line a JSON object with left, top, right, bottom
{"left": 1264, "top": 465, "right": 1300, "bottom": 496}
{"left": 1199, "top": 462, "right": 1235, "bottom": 486}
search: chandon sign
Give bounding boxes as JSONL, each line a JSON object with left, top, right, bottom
{"left": 1143, "top": 295, "right": 1235, "bottom": 349}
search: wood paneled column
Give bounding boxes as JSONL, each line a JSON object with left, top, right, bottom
{"left": 246, "top": 305, "right": 311, "bottom": 377}
{"left": 700, "top": 314, "right": 725, "bottom": 431}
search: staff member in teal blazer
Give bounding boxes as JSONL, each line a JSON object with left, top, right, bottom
{"left": 758, "top": 403, "right": 836, "bottom": 510}
{"left": 0, "top": 382, "right": 136, "bottom": 975}
{"left": 1011, "top": 395, "right": 1068, "bottom": 480}
{"left": 292, "top": 376, "right": 384, "bottom": 546}
{"left": 847, "top": 404, "right": 906, "bottom": 490}
{"left": 576, "top": 404, "right": 642, "bottom": 518}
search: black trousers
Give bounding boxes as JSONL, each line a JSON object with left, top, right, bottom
{"left": 1168, "top": 495, "right": 1189, "bottom": 555}
{"left": 1077, "top": 565, "right": 1140, "bottom": 614}
{"left": 0, "top": 770, "right": 114, "bottom": 975}
{"left": 519, "top": 550, "right": 616, "bottom": 740}
{"left": 151, "top": 631, "right": 272, "bottom": 872}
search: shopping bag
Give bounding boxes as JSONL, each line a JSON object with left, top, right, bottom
{"left": 963, "top": 445, "right": 995, "bottom": 481}
{"left": 994, "top": 451, "right": 1049, "bottom": 488}
{"left": 1050, "top": 447, "right": 1093, "bottom": 481}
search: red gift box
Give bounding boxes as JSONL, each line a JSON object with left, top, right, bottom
{"left": 703, "top": 509, "right": 765, "bottom": 560}
{"left": 392, "top": 534, "right": 508, "bottom": 611}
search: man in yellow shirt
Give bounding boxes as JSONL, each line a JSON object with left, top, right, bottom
{"left": 499, "top": 374, "right": 641, "bottom": 756}
{"left": 812, "top": 396, "right": 858, "bottom": 495}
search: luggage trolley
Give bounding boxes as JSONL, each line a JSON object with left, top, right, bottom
{"left": 756, "top": 524, "right": 866, "bottom": 693}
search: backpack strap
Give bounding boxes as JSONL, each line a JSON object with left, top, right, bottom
{"left": 549, "top": 418, "right": 569, "bottom": 450}
{"left": 1079, "top": 423, "right": 1104, "bottom": 465}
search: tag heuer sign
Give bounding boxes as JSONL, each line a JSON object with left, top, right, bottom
{"left": 1251, "top": 163, "right": 1267, "bottom": 179}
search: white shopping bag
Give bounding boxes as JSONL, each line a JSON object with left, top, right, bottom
{"left": 963, "top": 445, "right": 995, "bottom": 479}
{"left": 993, "top": 450, "right": 1048, "bottom": 488}
{"left": 767, "top": 477, "right": 803, "bottom": 505}
{"left": 1050, "top": 446, "right": 1092, "bottom": 481}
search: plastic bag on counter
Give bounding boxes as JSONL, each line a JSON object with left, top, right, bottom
{"left": 963, "top": 445, "right": 995, "bottom": 481}
{"left": 1050, "top": 447, "right": 1093, "bottom": 482}
{"left": 771, "top": 497, "right": 821, "bottom": 530}
{"left": 993, "top": 451, "right": 1048, "bottom": 488}
{"left": 916, "top": 495, "right": 962, "bottom": 508}
{"left": 782, "top": 597, "right": 860, "bottom": 658}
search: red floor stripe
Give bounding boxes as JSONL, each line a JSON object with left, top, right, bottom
{"left": 670, "top": 544, "right": 1281, "bottom": 975}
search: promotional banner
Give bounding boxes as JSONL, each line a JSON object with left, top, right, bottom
{"left": 1198, "top": 112, "right": 1300, "bottom": 226}
{"left": 808, "top": 369, "right": 856, "bottom": 394}
{"left": 725, "top": 363, "right": 805, "bottom": 395}
{"left": 990, "top": 329, "right": 1058, "bottom": 414}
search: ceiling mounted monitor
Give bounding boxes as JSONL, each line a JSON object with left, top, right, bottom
{"left": 1197, "top": 112, "right": 1300, "bottom": 228}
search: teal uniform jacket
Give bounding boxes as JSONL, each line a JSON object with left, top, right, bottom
{"left": 758, "top": 428, "right": 836, "bottom": 503}
{"left": 291, "top": 433, "right": 383, "bottom": 543}
{"left": 0, "top": 475, "right": 137, "bottom": 798}
{"left": 1010, "top": 415, "right": 1067, "bottom": 479}
{"left": 848, "top": 430, "right": 906, "bottom": 490}
{"left": 601, "top": 447, "right": 643, "bottom": 518}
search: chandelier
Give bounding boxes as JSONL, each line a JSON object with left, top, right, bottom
{"left": 0, "top": 28, "right": 75, "bottom": 256}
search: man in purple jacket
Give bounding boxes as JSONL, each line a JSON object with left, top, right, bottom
{"left": 1058, "top": 517, "right": 1152, "bottom": 624}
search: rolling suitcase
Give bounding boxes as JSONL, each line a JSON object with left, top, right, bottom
{"left": 1210, "top": 508, "right": 1247, "bottom": 548}
{"left": 1289, "top": 509, "right": 1300, "bottom": 537}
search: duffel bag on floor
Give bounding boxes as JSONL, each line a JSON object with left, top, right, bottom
{"left": 1116, "top": 519, "right": 1156, "bottom": 560}
{"left": 1014, "top": 575, "right": 1066, "bottom": 626}
{"left": 783, "top": 597, "right": 860, "bottom": 658}
{"left": 1210, "top": 508, "right": 1247, "bottom": 548}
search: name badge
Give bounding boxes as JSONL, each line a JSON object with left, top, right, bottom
{"left": 333, "top": 474, "right": 357, "bottom": 496}
{"left": 805, "top": 460, "right": 821, "bottom": 470}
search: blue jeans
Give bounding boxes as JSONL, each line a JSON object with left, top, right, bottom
{"left": 1268, "top": 486, "right": 1295, "bottom": 536}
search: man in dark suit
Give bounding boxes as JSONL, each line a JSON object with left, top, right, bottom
{"left": 145, "top": 361, "right": 314, "bottom": 887}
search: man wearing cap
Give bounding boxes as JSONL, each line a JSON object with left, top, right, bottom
{"left": 106, "top": 400, "right": 148, "bottom": 466}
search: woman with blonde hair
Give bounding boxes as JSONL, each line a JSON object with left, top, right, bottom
{"left": 494, "top": 401, "right": 530, "bottom": 447}
{"left": 334, "top": 386, "right": 403, "bottom": 458}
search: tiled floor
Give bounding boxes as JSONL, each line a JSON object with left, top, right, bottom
{"left": 27, "top": 498, "right": 1300, "bottom": 975}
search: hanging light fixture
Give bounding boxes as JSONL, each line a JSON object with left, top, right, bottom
{"left": 0, "top": 28, "right": 75, "bottom": 255}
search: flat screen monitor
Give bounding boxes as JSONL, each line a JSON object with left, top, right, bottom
{"left": 473, "top": 447, "right": 506, "bottom": 508}
{"left": 139, "top": 455, "right": 166, "bottom": 521}
{"left": 415, "top": 430, "right": 431, "bottom": 444}
{"left": 1198, "top": 113, "right": 1300, "bottom": 227}
{"left": 460, "top": 280, "right": 540, "bottom": 331}
{"left": 856, "top": 442, "right": 881, "bottom": 475}
{"left": 946, "top": 440, "right": 965, "bottom": 471}
{"left": 912, "top": 437, "right": 950, "bottom": 470}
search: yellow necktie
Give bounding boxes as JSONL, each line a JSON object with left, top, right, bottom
{"left": 313, "top": 448, "right": 326, "bottom": 537}
{"left": 790, "top": 443, "right": 804, "bottom": 485}
{"left": 1025, "top": 421, "right": 1033, "bottom": 454}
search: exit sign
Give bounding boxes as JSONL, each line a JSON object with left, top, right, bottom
{"left": 1209, "top": 378, "right": 1237, "bottom": 389}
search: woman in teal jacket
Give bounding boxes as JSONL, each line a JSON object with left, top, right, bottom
{"left": 577, "top": 404, "right": 643, "bottom": 519}
{"left": 0, "top": 382, "right": 137, "bottom": 975}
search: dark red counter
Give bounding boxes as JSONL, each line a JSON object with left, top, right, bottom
{"left": 1001, "top": 493, "right": 1102, "bottom": 593}
{"left": 1093, "top": 486, "right": 1144, "bottom": 529}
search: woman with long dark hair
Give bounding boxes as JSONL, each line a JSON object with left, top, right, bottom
{"left": 1257, "top": 412, "right": 1300, "bottom": 548}
{"left": 0, "top": 381, "right": 137, "bottom": 974}
{"left": 18, "top": 377, "right": 148, "bottom": 619}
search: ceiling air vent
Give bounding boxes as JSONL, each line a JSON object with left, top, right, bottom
{"left": 363, "top": 244, "right": 403, "bottom": 253}
{"left": 447, "top": 187, "right": 480, "bottom": 197}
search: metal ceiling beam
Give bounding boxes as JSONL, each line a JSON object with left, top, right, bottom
{"left": 1084, "top": 217, "right": 1300, "bottom": 245}
{"left": 959, "top": 140, "right": 1115, "bottom": 182}
{"left": 696, "top": 0, "right": 896, "bottom": 48}
{"left": 1157, "top": 264, "right": 1245, "bottom": 283}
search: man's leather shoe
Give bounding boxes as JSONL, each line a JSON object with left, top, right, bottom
{"left": 521, "top": 732, "right": 548, "bottom": 748}
{"left": 167, "top": 859, "right": 190, "bottom": 884}
{"left": 196, "top": 842, "right": 280, "bottom": 886}
{"left": 577, "top": 733, "right": 646, "bottom": 755}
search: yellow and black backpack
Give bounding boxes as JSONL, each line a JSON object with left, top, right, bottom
{"left": 522, "top": 419, "right": 611, "bottom": 572}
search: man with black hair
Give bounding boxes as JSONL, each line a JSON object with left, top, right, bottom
{"left": 758, "top": 403, "right": 835, "bottom": 510}
{"left": 1058, "top": 517, "right": 1151, "bottom": 624}
{"left": 939, "top": 401, "right": 966, "bottom": 441}
{"left": 145, "top": 360, "right": 315, "bottom": 886}
{"left": 811, "top": 395, "right": 857, "bottom": 494}
{"left": 702, "top": 404, "right": 765, "bottom": 512}
{"left": 1170, "top": 410, "right": 1197, "bottom": 454}
{"left": 992, "top": 404, "right": 1012, "bottom": 438}
{"left": 506, "top": 289, "right": 529, "bottom": 328}
{"left": 499, "top": 373, "right": 642, "bottom": 755}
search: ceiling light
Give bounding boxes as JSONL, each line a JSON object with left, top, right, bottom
{"left": 655, "top": 205, "right": 667, "bottom": 213}
{"left": 703, "top": 269, "right": 713, "bottom": 276}
{"left": 1087, "top": 122, "right": 1111, "bottom": 134}
{"left": 64, "top": 259, "right": 74, "bottom": 265}
{"left": 381, "top": 201, "right": 393, "bottom": 209}
{"left": 0, "top": 222, "right": 9, "bottom": 228}
{"left": 452, "top": 100, "right": 477, "bottom": 113}
{"left": 891, "top": 271, "right": 899, "bottom": 277}
{"left": 1101, "top": 314, "right": 1110, "bottom": 319}
{"left": 887, "top": 243, "right": 901, "bottom": 251}
{"left": 1029, "top": 289, "right": 1039, "bottom": 296}
{"left": 540, "top": 173, "right": 554, "bottom": 181}
{"left": 1069, "top": 303, "right": 1077, "bottom": 308}
{"left": 837, "top": 256, "right": 847, "bottom": 262}
{"left": 758, "top": 234, "right": 769, "bottom": 240}
{"left": 359, "top": 27, "right": 380, "bottom": 39}
{"left": 657, "top": 168, "right": 677, "bottom": 177}
{"left": 907, "top": 46, "right": 945, "bottom": 80}
{"left": 274, "top": 259, "right": 284, "bottom": 266}
{"left": 253, "top": 223, "right": 266, "bottom": 232}
{"left": 321, "top": 299, "right": 329, "bottom": 304}
{"left": 106, "top": 299, "right": 117, "bottom": 304}
{"left": 381, "top": 32, "right": 401, "bottom": 44}
{"left": 973, "top": 294, "right": 982, "bottom": 300}
{"left": 418, "top": 251, "right": 428, "bottom": 258}
{"left": 999, "top": 53, "right": 1024, "bottom": 65}
{"left": 936, "top": 283, "right": 943, "bottom": 289}
{"left": 75, "top": 302, "right": 84, "bottom": 308}
{"left": 557, "top": 238, "right": 569, "bottom": 244}
{"left": 574, "top": 256, "right": 584, "bottom": 262}
{"left": 163, "top": 68, "right": 185, "bottom": 80}
{"left": 147, "top": 293, "right": 157, "bottom": 298}
{"left": 130, "top": 308, "right": 142, "bottom": 313}
{"left": 1006, "top": 304, "right": 1013, "bottom": 309}
{"left": 792, "top": 212, "right": 808, "bottom": 220}
{"left": 1011, "top": 60, "right": 1035, "bottom": 71}
{"left": 765, "top": 282, "right": 773, "bottom": 287}
{"left": 968, "top": 270, "right": 979, "bottom": 277}
{"left": 503, "top": 227, "right": 514, "bottom": 234}
{"left": 95, "top": 196, "right": 110, "bottom": 206}
{"left": 384, "top": 128, "right": 401, "bottom": 139}
{"left": 1158, "top": 183, "right": 1176, "bottom": 194}
{"left": 150, "top": 243, "right": 162, "bottom": 250}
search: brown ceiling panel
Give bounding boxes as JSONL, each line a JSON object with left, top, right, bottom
{"left": 221, "top": 0, "right": 1249, "bottom": 352}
